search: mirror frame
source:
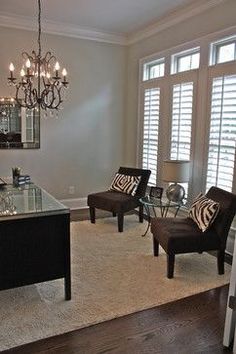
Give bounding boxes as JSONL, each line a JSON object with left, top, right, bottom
{"left": 0, "top": 98, "right": 40, "bottom": 149}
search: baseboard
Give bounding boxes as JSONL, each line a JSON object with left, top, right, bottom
{"left": 225, "top": 252, "right": 233, "bottom": 265}
{"left": 60, "top": 197, "right": 88, "bottom": 210}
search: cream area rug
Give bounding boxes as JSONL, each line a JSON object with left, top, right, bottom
{"left": 0, "top": 215, "right": 231, "bottom": 351}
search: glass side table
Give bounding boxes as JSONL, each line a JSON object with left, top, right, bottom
{"left": 139, "top": 196, "right": 183, "bottom": 237}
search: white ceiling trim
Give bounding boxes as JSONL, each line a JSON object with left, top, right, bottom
{"left": 127, "top": 0, "right": 227, "bottom": 45}
{"left": 0, "top": 0, "right": 227, "bottom": 46}
{"left": 0, "top": 12, "right": 127, "bottom": 45}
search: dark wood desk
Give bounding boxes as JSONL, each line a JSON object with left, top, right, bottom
{"left": 0, "top": 184, "right": 71, "bottom": 300}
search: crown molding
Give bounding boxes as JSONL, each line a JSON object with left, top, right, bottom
{"left": 127, "top": 0, "right": 227, "bottom": 45}
{"left": 0, "top": 12, "right": 127, "bottom": 46}
{"left": 0, "top": 0, "right": 227, "bottom": 46}
{"left": 60, "top": 197, "right": 88, "bottom": 210}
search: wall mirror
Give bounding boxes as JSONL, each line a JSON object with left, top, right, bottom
{"left": 0, "top": 98, "right": 40, "bottom": 149}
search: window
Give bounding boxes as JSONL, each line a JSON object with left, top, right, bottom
{"left": 142, "top": 88, "right": 160, "bottom": 185}
{"left": 170, "top": 82, "right": 194, "bottom": 198}
{"left": 139, "top": 29, "right": 236, "bottom": 205}
{"left": 143, "top": 58, "right": 165, "bottom": 81}
{"left": 206, "top": 75, "right": 236, "bottom": 192}
{"left": 171, "top": 48, "right": 200, "bottom": 74}
{"left": 26, "top": 110, "right": 34, "bottom": 142}
{"left": 170, "top": 82, "right": 193, "bottom": 160}
{"left": 210, "top": 36, "right": 236, "bottom": 65}
{"left": 217, "top": 43, "right": 236, "bottom": 64}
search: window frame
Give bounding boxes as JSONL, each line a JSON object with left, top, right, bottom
{"left": 210, "top": 35, "right": 236, "bottom": 66}
{"left": 138, "top": 25, "right": 236, "bottom": 198}
{"left": 202, "top": 62, "right": 236, "bottom": 194}
{"left": 171, "top": 47, "right": 200, "bottom": 75}
{"left": 143, "top": 57, "right": 165, "bottom": 82}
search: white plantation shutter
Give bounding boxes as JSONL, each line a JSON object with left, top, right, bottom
{"left": 206, "top": 75, "right": 236, "bottom": 192}
{"left": 170, "top": 82, "right": 193, "bottom": 160}
{"left": 170, "top": 82, "right": 194, "bottom": 199}
{"left": 142, "top": 88, "right": 160, "bottom": 185}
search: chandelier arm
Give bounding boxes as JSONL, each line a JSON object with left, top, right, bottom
{"left": 22, "top": 52, "right": 34, "bottom": 62}
{"left": 41, "top": 82, "right": 63, "bottom": 109}
{"left": 15, "top": 85, "right": 26, "bottom": 108}
{"left": 24, "top": 84, "right": 36, "bottom": 108}
{"left": 50, "top": 84, "right": 61, "bottom": 109}
{"left": 50, "top": 84, "right": 63, "bottom": 109}
{"left": 26, "top": 82, "right": 37, "bottom": 108}
{"left": 15, "top": 83, "right": 36, "bottom": 109}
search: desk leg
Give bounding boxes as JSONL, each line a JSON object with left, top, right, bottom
{"left": 65, "top": 276, "right": 71, "bottom": 300}
{"left": 64, "top": 214, "right": 71, "bottom": 301}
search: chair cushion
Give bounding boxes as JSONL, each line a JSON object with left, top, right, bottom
{"left": 151, "top": 217, "right": 221, "bottom": 254}
{"left": 87, "top": 191, "right": 139, "bottom": 213}
{"left": 109, "top": 173, "right": 141, "bottom": 196}
{"left": 189, "top": 193, "right": 220, "bottom": 232}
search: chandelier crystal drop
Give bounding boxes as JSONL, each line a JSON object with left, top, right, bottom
{"left": 7, "top": 0, "right": 69, "bottom": 111}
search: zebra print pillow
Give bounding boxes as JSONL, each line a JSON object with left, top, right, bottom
{"left": 109, "top": 173, "right": 141, "bottom": 196}
{"left": 189, "top": 193, "right": 220, "bottom": 232}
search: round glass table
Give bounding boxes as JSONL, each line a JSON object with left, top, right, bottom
{"left": 139, "top": 196, "right": 183, "bottom": 237}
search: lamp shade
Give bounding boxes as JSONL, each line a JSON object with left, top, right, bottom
{"left": 162, "top": 160, "right": 190, "bottom": 183}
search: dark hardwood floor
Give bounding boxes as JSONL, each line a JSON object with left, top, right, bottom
{"left": 2, "top": 285, "right": 232, "bottom": 354}
{"left": 1, "top": 211, "right": 233, "bottom": 354}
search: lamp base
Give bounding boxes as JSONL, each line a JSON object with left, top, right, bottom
{"left": 166, "top": 183, "right": 185, "bottom": 203}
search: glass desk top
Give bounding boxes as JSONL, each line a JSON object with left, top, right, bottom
{"left": 0, "top": 183, "right": 69, "bottom": 220}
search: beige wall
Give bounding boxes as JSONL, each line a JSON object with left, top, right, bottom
{"left": 125, "top": 0, "right": 236, "bottom": 166}
{"left": 1, "top": 0, "right": 236, "bottom": 201}
{"left": 0, "top": 27, "right": 127, "bottom": 199}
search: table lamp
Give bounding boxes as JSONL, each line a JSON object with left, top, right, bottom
{"left": 162, "top": 160, "right": 190, "bottom": 203}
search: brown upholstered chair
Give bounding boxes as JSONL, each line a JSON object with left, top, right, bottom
{"left": 87, "top": 167, "right": 151, "bottom": 232}
{"left": 151, "top": 187, "right": 236, "bottom": 278}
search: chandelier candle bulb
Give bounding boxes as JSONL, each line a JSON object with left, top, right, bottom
{"left": 9, "top": 63, "right": 14, "bottom": 79}
{"left": 9, "top": 63, "right": 14, "bottom": 72}
{"left": 26, "top": 59, "right": 31, "bottom": 68}
{"left": 62, "top": 68, "right": 68, "bottom": 83}
{"left": 62, "top": 68, "right": 67, "bottom": 78}
{"left": 55, "top": 62, "right": 60, "bottom": 78}
{"left": 25, "top": 59, "right": 31, "bottom": 76}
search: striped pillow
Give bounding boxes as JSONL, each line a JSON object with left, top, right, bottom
{"left": 109, "top": 173, "right": 141, "bottom": 196}
{"left": 189, "top": 193, "right": 220, "bottom": 232}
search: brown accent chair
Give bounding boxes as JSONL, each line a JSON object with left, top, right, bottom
{"left": 87, "top": 167, "right": 151, "bottom": 232}
{"left": 151, "top": 186, "right": 236, "bottom": 278}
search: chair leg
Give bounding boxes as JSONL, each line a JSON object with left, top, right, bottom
{"left": 139, "top": 205, "right": 144, "bottom": 223}
{"left": 217, "top": 249, "right": 225, "bottom": 275}
{"left": 89, "top": 207, "right": 96, "bottom": 223}
{"left": 153, "top": 237, "right": 159, "bottom": 257}
{"left": 167, "top": 254, "right": 175, "bottom": 279}
{"left": 118, "top": 213, "right": 124, "bottom": 232}
{"left": 112, "top": 212, "right": 116, "bottom": 217}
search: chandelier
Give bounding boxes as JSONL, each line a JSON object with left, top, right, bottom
{"left": 7, "top": 0, "right": 69, "bottom": 112}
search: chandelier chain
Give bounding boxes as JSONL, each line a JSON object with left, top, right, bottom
{"left": 38, "top": 0, "right": 41, "bottom": 57}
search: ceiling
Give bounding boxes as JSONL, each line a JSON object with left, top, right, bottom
{"left": 0, "top": 0, "right": 202, "bottom": 35}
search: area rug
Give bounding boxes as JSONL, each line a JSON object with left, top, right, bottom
{"left": 0, "top": 215, "right": 231, "bottom": 351}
